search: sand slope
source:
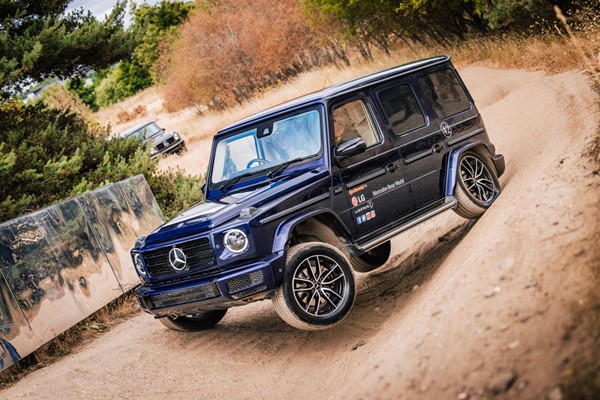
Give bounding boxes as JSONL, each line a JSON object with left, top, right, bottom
{"left": 2, "top": 66, "right": 598, "bottom": 400}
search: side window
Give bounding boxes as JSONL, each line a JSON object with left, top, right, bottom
{"left": 332, "top": 100, "right": 380, "bottom": 147}
{"left": 377, "top": 84, "right": 425, "bottom": 135}
{"left": 419, "top": 69, "right": 470, "bottom": 118}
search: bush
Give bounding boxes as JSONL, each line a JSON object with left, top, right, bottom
{"left": 0, "top": 100, "right": 203, "bottom": 223}
{"left": 159, "top": 0, "right": 327, "bottom": 111}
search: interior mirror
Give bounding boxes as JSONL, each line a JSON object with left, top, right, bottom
{"left": 335, "top": 137, "right": 367, "bottom": 161}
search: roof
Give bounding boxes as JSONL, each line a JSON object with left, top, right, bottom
{"left": 217, "top": 55, "right": 450, "bottom": 135}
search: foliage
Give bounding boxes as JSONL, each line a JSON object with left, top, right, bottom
{"left": 131, "top": 0, "right": 194, "bottom": 80}
{"left": 303, "top": 0, "right": 579, "bottom": 53}
{"left": 0, "top": 0, "right": 134, "bottom": 99}
{"left": 147, "top": 168, "right": 205, "bottom": 220}
{"left": 63, "top": 1, "right": 194, "bottom": 109}
{"left": 160, "top": 0, "right": 338, "bottom": 111}
{"left": 41, "top": 83, "right": 93, "bottom": 119}
{"left": 66, "top": 76, "right": 98, "bottom": 111}
{"left": 94, "top": 59, "right": 152, "bottom": 107}
{"left": 0, "top": 100, "right": 203, "bottom": 223}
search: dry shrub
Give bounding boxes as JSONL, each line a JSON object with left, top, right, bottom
{"left": 159, "top": 0, "right": 322, "bottom": 111}
{"left": 41, "top": 83, "right": 93, "bottom": 120}
{"left": 116, "top": 104, "right": 148, "bottom": 123}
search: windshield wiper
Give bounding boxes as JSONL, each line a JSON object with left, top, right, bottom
{"left": 267, "top": 155, "right": 314, "bottom": 179}
{"left": 218, "top": 171, "right": 260, "bottom": 192}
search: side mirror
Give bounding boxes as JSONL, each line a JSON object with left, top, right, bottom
{"left": 334, "top": 137, "right": 367, "bottom": 161}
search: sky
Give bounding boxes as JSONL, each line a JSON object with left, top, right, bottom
{"left": 65, "top": 0, "right": 163, "bottom": 24}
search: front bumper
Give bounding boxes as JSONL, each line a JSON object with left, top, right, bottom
{"left": 151, "top": 138, "right": 186, "bottom": 159}
{"left": 135, "top": 252, "right": 284, "bottom": 317}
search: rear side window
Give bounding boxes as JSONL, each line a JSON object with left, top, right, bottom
{"left": 377, "top": 84, "right": 425, "bottom": 135}
{"left": 419, "top": 69, "right": 470, "bottom": 118}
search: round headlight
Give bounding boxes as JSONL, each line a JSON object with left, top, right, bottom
{"left": 173, "top": 133, "right": 180, "bottom": 140}
{"left": 134, "top": 253, "right": 146, "bottom": 276}
{"left": 224, "top": 229, "right": 248, "bottom": 254}
{"left": 150, "top": 147, "right": 157, "bottom": 155}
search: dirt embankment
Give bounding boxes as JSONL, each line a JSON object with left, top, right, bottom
{"left": 2, "top": 66, "right": 598, "bottom": 400}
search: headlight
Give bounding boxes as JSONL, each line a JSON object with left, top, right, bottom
{"left": 150, "top": 147, "right": 157, "bottom": 155}
{"left": 224, "top": 229, "right": 248, "bottom": 254}
{"left": 173, "top": 133, "right": 180, "bottom": 140}
{"left": 134, "top": 253, "right": 147, "bottom": 276}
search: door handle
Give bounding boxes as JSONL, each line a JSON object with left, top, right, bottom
{"left": 386, "top": 163, "right": 400, "bottom": 173}
{"left": 432, "top": 143, "right": 444, "bottom": 153}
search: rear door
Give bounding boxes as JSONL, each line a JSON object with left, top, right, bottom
{"left": 417, "top": 66, "right": 478, "bottom": 155}
{"left": 329, "top": 94, "right": 410, "bottom": 240}
{"left": 374, "top": 79, "right": 445, "bottom": 211}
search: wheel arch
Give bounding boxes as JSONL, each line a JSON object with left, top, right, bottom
{"left": 444, "top": 142, "right": 495, "bottom": 197}
{"left": 271, "top": 209, "right": 352, "bottom": 255}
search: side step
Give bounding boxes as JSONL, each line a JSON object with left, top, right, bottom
{"left": 357, "top": 196, "right": 457, "bottom": 252}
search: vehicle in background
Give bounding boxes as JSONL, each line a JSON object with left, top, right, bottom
{"left": 118, "top": 121, "right": 186, "bottom": 158}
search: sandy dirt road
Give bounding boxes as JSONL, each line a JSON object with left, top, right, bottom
{"left": 2, "top": 66, "right": 598, "bottom": 400}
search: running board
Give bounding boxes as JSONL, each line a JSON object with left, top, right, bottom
{"left": 358, "top": 197, "right": 457, "bottom": 252}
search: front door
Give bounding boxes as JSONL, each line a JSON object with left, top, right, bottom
{"left": 329, "top": 96, "right": 410, "bottom": 240}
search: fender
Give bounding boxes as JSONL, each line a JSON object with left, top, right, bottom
{"left": 271, "top": 208, "right": 350, "bottom": 254}
{"left": 444, "top": 141, "right": 495, "bottom": 196}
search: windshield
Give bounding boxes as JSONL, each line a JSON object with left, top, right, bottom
{"left": 126, "top": 122, "right": 162, "bottom": 140}
{"left": 210, "top": 109, "right": 322, "bottom": 187}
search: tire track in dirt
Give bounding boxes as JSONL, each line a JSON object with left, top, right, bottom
{"left": 1, "top": 66, "right": 598, "bottom": 400}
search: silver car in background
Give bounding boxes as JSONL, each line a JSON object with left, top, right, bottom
{"left": 118, "top": 121, "right": 186, "bottom": 158}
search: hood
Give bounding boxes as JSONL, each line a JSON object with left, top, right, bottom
{"left": 145, "top": 130, "right": 171, "bottom": 145}
{"left": 142, "top": 166, "right": 328, "bottom": 246}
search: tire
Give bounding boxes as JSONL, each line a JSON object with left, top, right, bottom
{"left": 350, "top": 241, "right": 391, "bottom": 273}
{"left": 272, "top": 242, "right": 356, "bottom": 330}
{"left": 454, "top": 151, "right": 500, "bottom": 219}
{"left": 158, "top": 309, "right": 227, "bottom": 331}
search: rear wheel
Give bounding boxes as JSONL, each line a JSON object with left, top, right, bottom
{"left": 159, "top": 309, "right": 227, "bottom": 331}
{"left": 454, "top": 151, "right": 500, "bottom": 219}
{"left": 350, "top": 241, "right": 391, "bottom": 273}
{"left": 272, "top": 242, "right": 356, "bottom": 330}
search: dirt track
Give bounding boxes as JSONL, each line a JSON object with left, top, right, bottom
{"left": 2, "top": 66, "right": 599, "bottom": 400}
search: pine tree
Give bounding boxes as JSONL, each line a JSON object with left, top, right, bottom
{"left": 0, "top": 0, "right": 134, "bottom": 99}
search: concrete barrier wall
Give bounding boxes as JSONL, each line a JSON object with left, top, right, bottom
{"left": 0, "top": 175, "right": 165, "bottom": 371}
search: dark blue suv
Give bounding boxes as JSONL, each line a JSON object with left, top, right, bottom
{"left": 131, "top": 56, "right": 505, "bottom": 331}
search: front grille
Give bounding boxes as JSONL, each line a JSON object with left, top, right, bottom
{"left": 156, "top": 137, "right": 175, "bottom": 150}
{"left": 143, "top": 237, "right": 215, "bottom": 279}
{"left": 150, "top": 283, "right": 220, "bottom": 308}
{"left": 226, "top": 270, "right": 264, "bottom": 293}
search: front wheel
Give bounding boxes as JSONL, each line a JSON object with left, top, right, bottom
{"left": 454, "top": 151, "right": 500, "bottom": 219}
{"left": 159, "top": 309, "right": 227, "bottom": 331}
{"left": 272, "top": 242, "right": 356, "bottom": 330}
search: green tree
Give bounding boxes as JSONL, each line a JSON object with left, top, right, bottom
{"left": 130, "top": 0, "right": 194, "bottom": 80}
{"left": 67, "top": 76, "right": 98, "bottom": 111}
{"left": 474, "top": 0, "right": 558, "bottom": 30}
{"left": 0, "top": 0, "right": 134, "bottom": 98}
{"left": 0, "top": 100, "right": 203, "bottom": 222}
{"left": 303, "top": 0, "right": 576, "bottom": 51}
{"left": 0, "top": 1, "right": 203, "bottom": 222}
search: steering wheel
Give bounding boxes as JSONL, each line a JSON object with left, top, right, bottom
{"left": 246, "top": 158, "right": 268, "bottom": 168}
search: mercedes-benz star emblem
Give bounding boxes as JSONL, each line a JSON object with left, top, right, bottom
{"left": 440, "top": 121, "right": 453, "bottom": 138}
{"left": 169, "top": 247, "right": 187, "bottom": 271}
